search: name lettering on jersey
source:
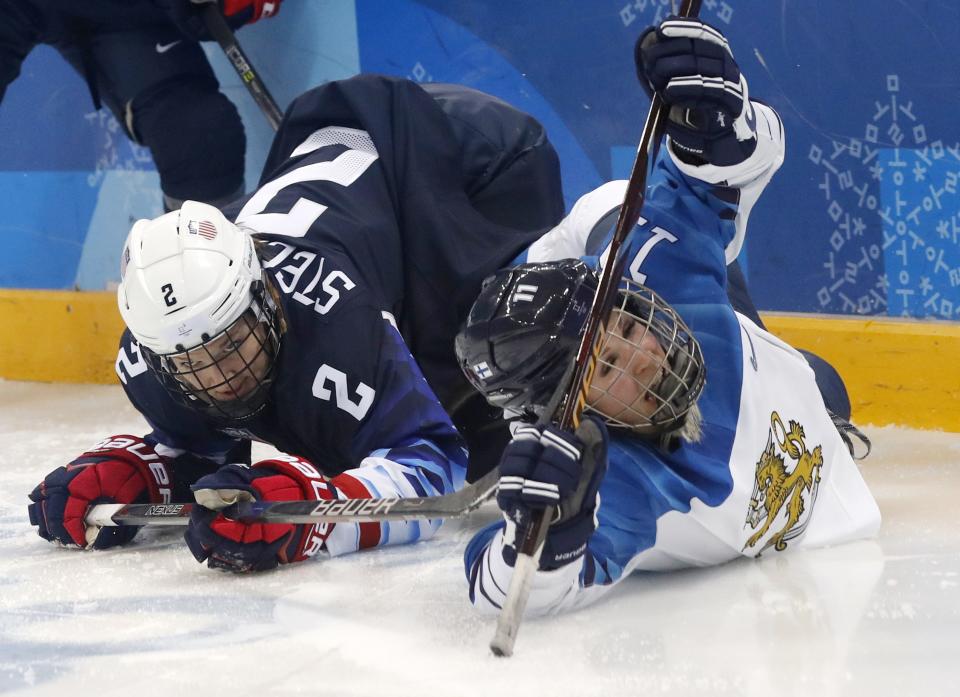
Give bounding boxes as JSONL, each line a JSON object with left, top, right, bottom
{"left": 312, "top": 365, "right": 375, "bottom": 420}
{"left": 742, "top": 412, "right": 823, "bottom": 555}
{"left": 262, "top": 241, "right": 356, "bottom": 314}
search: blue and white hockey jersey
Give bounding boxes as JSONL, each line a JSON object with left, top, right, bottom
{"left": 114, "top": 75, "right": 563, "bottom": 557}
{"left": 465, "top": 102, "right": 881, "bottom": 615}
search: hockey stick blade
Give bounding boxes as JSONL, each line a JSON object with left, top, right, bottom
{"left": 86, "top": 466, "right": 499, "bottom": 527}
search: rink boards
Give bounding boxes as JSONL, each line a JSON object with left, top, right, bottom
{"left": 1, "top": 289, "right": 956, "bottom": 432}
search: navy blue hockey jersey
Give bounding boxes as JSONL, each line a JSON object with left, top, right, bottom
{"left": 114, "top": 75, "right": 564, "bottom": 554}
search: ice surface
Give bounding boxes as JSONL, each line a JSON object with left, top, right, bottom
{"left": 1, "top": 380, "right": 958, "bottom": 696}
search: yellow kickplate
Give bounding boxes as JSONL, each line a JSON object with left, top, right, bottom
{"left": 0, "top": 289, "right": 124, "bottom": 385}
{"left": 0, "top": 291, "right": 956, "bottom": 431}
{"left": 762, "top": 312, "right": 960, "bottom": 432}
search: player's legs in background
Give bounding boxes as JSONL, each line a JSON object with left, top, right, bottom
{"left": 0, "top": 0, "right": 43, "bottom": 102}
{"left": 726, "top": 259, "right": 765, "bottom": 328}
{"left": 58, "top": 25, "right": 245, "bottom": 211}
{"left": 797, "top": 350, "right": 852, "bottom": 421}
{"left": 727, "top": 259, "right": 851, "bottom": 419}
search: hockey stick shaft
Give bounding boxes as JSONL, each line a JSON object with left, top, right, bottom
{"left": 85, "top": 466, "right": 500, "bottom": 527}
{"left": 489, "top": 0, "right": 702, "bottom": 658}
{"left": 196, "top": 1, "right": 284, "bottom": 131}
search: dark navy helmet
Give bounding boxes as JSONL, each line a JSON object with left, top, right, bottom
{"left": 457, "top": 260, "right": 706, "bottom": 444}
{"left": 455, "top": 260, "right": 598, "bottom": 418}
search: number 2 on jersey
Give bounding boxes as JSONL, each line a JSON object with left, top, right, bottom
{"left": 312, "top": 364, "right": 375, "bottom": 421}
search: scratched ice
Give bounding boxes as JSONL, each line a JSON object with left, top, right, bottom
{"left": 1, "top": 381, "right": 957, "bottom": 697}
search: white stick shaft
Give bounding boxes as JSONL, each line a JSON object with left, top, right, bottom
{"left": 489, "top": 544, "right": 542, "bottom": 657}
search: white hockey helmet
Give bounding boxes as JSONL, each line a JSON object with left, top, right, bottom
{"left": 118, "top": 201, "right": 261, "bottom": 354}
{"left": 118, "top": 201, "right": 282, "bottom": 421}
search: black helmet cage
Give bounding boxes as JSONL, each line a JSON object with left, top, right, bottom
{"left": 140, "top": 279, "right": 283, "bottom": 422}
{"left": 586, "top": 279, "right": 706, "bottom": 436}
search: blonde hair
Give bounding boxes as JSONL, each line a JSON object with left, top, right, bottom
{"left": 677, "top": 401, "right": 703, "bottom": 444}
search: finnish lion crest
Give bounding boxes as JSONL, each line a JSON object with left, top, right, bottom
{"left": 743, "top": 412, "right": 824, "bottom": 554}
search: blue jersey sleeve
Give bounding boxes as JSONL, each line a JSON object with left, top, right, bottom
{"left": 574, "top": 154, "right": 736, "bottom": 310}
{"left": 321, "top": 318, "right": 468, "bottom": 556}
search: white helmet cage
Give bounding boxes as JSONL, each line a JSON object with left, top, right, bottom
{"left": 117, "top": 201, "right": 282, "bottom": 421}
{"left": 585, "top": 278, "right": 706, "bottom": 444}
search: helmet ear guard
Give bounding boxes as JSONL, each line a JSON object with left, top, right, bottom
{"left": 456, "top": 260, "right": 706, "bottom": 444}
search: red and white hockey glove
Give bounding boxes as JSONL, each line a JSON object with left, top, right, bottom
{"left": 152, "top": 1, "right": 281, "bottom": 41}
{"left": 185, "top": 455, "right": 347, "bottom": 572}
{"left": 221, "top": 0, "right": 281, "bottom": 25}
{"left": 27, "top": 435, "right": 174, "bottom": 549}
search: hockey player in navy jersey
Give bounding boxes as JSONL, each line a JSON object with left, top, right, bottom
{"left": 26, "top": 74, "right": 565, "bottom": 572}
{"left": 456, "top": 17, "right": 881, "bottom": 615}
{"left": 1, "top": 1, "right": 283, "bottom": 210}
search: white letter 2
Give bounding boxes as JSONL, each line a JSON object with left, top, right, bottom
{"left": 312, "top": 365, "right": 375, "bottom": 421}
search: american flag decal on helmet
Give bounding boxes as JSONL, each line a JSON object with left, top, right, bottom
{"left": 198, "top": 221, "right": 218, "bottom": 240}
{"left": 188, "top": 220, "right": 218, "bottom": 240}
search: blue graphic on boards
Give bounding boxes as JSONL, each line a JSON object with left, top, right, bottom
{"left": 356, "top": 0, "right": 602, "bottom": 209}
{"left": 1, "top": 0, "right": 959, "bottom": 321}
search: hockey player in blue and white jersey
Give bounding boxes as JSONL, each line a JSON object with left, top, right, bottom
{"left": 456, "top": 17, "right": 881, "bottom": 615}
{"left": 26, "top": 75, "right": 565, "bottom": 572}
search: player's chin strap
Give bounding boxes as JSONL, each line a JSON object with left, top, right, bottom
{"left": 828, "top": 409, "right": 872, "bottom": 461}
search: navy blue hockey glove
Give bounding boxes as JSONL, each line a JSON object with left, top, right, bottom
{"left": 636, "top": 17, "right": 757, "bottom": 166}
{"left": 185, "top": 457, "right": 333, "bottom": 573}
{"left": 496, "top": 417, "right": 608, "bottom": 571}
{"left": 27, "top": 436, "right": 174, "bottom": 549}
